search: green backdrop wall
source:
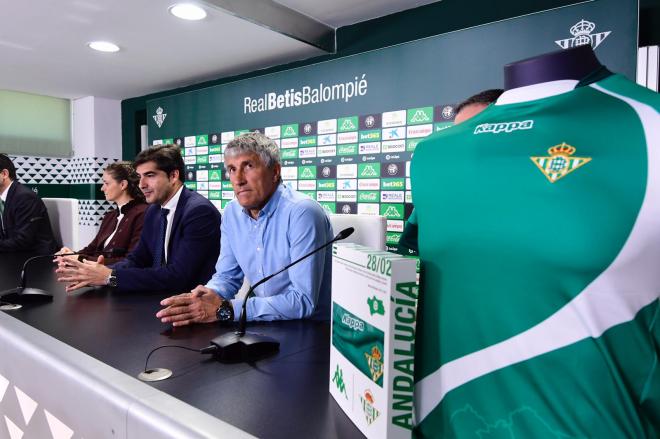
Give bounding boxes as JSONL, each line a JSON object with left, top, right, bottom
{"left": 145, "top": 0, "right": 637, "bottom": 250}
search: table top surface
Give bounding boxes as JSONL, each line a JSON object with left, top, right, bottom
{"left": 0, "top": 252, "right": 363, "bottom": 438}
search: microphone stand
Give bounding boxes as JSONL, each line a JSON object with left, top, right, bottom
{"left": 0, "top": 248, "right": 127, "bottom": 305}
{"left": 204, "top": 227, "right": 355, "bottom": 362}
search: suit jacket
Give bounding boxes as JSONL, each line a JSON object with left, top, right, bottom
{"left": 112, "top": 187, "right": 221, "bottom": 294}
{"left": 0, "top": 182, "right": 59, "bottom": 254}
{"left": 79, "top": 200, "right": 148, "bottom": 265}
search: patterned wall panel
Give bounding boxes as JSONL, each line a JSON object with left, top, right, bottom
{"left": 8, "top": 155, "right": 118, "bottom": 227}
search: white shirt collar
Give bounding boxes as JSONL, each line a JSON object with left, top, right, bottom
{"left": 1, "top": 181, "right": 14, "bottom": 202}
{"left": 496, "top": 80, "right": 579, "bottom": 105}
{"left": 162, "top": 184, "right": 183, "bottom": 211}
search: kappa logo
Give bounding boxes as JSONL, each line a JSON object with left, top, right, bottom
{"left": 409, "top": 110, "right": 431, "bottom": 123}
{"left": 341, "top": 204, "right": 352, "bottom": 214}
{"left": 531, "top": 142, "right": 591, "bottom": 183}
{"left": 361, "top": 165, "right": 378, "bottom": 177}
{"left": 153, "top": 107, "right": 167, "bottom": 128}
{"left": 555, "top": 19, "right": 611, "bottom": 50}
{"left": 387, "top": 164, "right": 398, "bottom": 176}
{"left": 283, "top": 126, "right": 297, "bottom": 136}
{"left": 365, "top": 115, "right": 375, "bottom": 128}
{"left": 383, "top": 205, "right": 402, "bottom": 217}
{"left": 332, "top": 365, "right": 348, "bottom": 399}
{"left": 441, "top": 105, "right": 454, "bottom": 119}
{"left": 340, "top": 119, "right": 356, "bottom": 131}
{"left": 300, "top": 168, "right": 315, "bottom": 178}
{"left": 474, "top": 120, "right": 534, "bottom": 134}
{"left": 303, "top": 123, "right": 312, "bottom": 134}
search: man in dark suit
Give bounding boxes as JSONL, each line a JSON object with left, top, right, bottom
{"left": 0, "top": 153, "right": 59, "bottom": 254}
{"left": 56, "top": 145, "right": 221, "bottom": 294}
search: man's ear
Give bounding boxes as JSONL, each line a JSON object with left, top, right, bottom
{"left": 272, "top": 163, "right": 281, "bottom": 182}
{"left": 169, "top": 169, "right": 180, "bottom": 182}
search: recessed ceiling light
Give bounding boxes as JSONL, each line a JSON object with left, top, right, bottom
{"left": 169, "top": 3, "right": 207, "bottom": 21}
{"left": 88, "top": 41, "right": 120, "bottom": 53}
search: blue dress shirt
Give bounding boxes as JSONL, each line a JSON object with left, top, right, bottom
{"left": 206, "top": 184, "right": 333, "bottom": 321}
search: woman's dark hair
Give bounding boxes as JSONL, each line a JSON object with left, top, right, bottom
{"left": 105, "top": 161, "right": 146, "bottom": 203}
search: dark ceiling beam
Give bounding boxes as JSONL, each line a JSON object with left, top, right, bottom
{"left": 201, "top": 0, "right": 336, "bottom": 53}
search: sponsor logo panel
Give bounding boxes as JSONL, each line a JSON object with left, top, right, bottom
{"left": 338, "top": 144, "right": 358, "bottom": 155}
{"left": 318, "top": 134, "right": 337, "bottom": 146}
{"left": 337, "top": 132, "right": 358, "bottom": 144}
{"left": 406, "top": 124, "right": 433, "bottom": 138}
{"left": 359, "top": 114, "right": 381, "bottom": 130}
{"left": 317, "top": 165, "right": 337, "bottom": 179}
{"left": 382, "top": 110, "right": 406, "bottom": 128}
{"left": 381, "top": 191, "right": 405, "bottom": 203}
{"left": 381, "top": 127, "right": 405, "bottom": 141}
{"left": 358, "top": 191, "right": 379, "bottom": 203}
{"left": 299, "top": 136, "right": 317, "bottom": 146}
{"left": 281, "top": 124, "right": 299, "bottom": 138}
{"left": 357, "top": 203, "right": 379, "bottom": 216}
{"left": 298, "top": 180, "right": 317, "bottom": 190}
{"left": 337, "top": 164, "right": 358, "bottom": 179}
{"left": 265, "top": 126, "right": 281, "bottom": 139}
{"left": 337, "top": 202, "right": 358, "bottom": 214}
{"left": 281, "top": 167, "right": 298, "bottom": 180}
{"left": 336, "top": 191, "right": 357, "bottom": 202}
{"left": 381, "top": 178, "right": 405, "bottom": 190}
{"left": 381, "top": 140, "right": 406, "bottom": 153}
{"left": 317, "top": 145, "right": 337, "bottom": 157}
{"left": 381, "top": 162, "right": 405, "bottom": 178}
{"left": 299, "top": 147, "right": 317, "bottom": 158}
{"left": 387, "top": 220, "right": 404, "bottom": 232}
{"left": 337, "top": 179, "right": 357, "bottom": 191}
{"left": 338, "top": 116, "right": 358, "bottom": 132}
{"left": 300, "top": 122, "right": 317, "bottom": 136}
{"left": 407, "top": 107, "right": 433, "bottom": 125}
{"left": 298, "top": 166, "right": 317, "bottom": 179}
{"left": 196, "top": 170, "right": 209, "bottom": 181}
{"left": 317, "top": 119, "right": 337, "bottom": 134}
{"left": 358, "top": 179, "right": 380, "bottom": 190}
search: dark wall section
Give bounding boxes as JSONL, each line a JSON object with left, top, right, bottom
{"left": 640, "top": 0, "right": 660, "bottom": 47}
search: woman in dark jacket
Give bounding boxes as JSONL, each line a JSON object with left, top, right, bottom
{"left": 58, "top": 162, "right": 147, "bottom": 265}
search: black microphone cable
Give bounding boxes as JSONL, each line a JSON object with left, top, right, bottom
{"left": 143, "top": 344, "right": 205, "bottom": 373}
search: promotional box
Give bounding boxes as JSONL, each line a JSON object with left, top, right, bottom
{"left": 329, "top": 243, "right": 419, "bottom": 439}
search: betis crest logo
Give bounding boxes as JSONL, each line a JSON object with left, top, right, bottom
{"left": 531, "top": 142, "right": 591, "bottom": 183}
{"left": 359, "top": 390, "right": 380, "bottom": 425}
{"left": 555, "top": 19, "right": 611, "bottom": 50}
{"left": 365, "top": 346, "right": 384, "bottom": 383}
{"left": 153, "top": 107, "right": 167, "bottom": 128}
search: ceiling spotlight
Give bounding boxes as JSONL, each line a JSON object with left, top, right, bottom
{"left": 88, "top": 41, "right": 120, "bottom": 53}
{"left": 169, "top": 3, "right": 207, "bottom": 21}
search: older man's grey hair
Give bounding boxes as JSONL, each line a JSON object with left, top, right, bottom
{"left": 224, "top": 132, "right": 280, "bottom": 169}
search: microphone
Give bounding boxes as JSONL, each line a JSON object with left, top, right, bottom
{"left": 202, "top": 227, "right": 355, "bottom": 362}
{"left": 0, "top": 248, "right": 128, "bottom": 305}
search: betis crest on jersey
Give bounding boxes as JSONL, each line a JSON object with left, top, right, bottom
{"left": 530, "top": 142, "right": 591, "bottom": 183}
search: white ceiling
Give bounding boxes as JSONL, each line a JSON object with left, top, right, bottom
{"left": 0, "top": 0, "right": 439, "bottom": 100}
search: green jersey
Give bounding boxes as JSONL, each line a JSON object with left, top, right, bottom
{"left": 411, "top": 74, "right": 660, "bottom": 438}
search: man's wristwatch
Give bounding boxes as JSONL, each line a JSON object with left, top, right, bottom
{"left": 107, "top": 270, "right": 118, "bottom": 288}
{"left": 216, "top": 300, "right": 234, "bottom": 322}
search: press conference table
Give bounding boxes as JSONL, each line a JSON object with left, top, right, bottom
{"left": 0, "top": 252, "right": 362, "bottom": 438}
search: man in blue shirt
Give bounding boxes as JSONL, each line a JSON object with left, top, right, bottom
{"left": 157, "top": 132, "right": 333, "bottom": 325}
